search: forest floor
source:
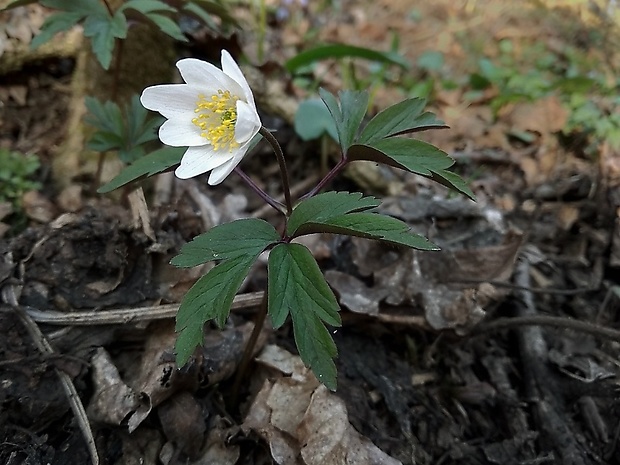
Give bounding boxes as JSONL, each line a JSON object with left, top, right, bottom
{"left": 1, "top": 1, "right": 620, "bottom": 464}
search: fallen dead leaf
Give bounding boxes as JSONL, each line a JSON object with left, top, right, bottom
{"left": 504, "top": 95, "right": 568, "bottom": 134}
{"left": 298, "top": 386, "right": 402, "bottom": 465}
{"left": 189, "top": 416, "right": 240, "bottom": 465}
{"left": 56, "top": 184, "right": 83, "bottom": 212}
{"left": 325, "top": 270, "right": 388, "bottom": 315}
{"left": 22, "top": 190, "right": 56, "bottom": 223}
{"left": 243, "top": 345, "right": 402, "bottom": 465}
{"left": 87, "top": 347, "right": 139, "bottom": 425}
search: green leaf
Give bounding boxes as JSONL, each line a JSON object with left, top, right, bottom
{"left": 31, "top": 11, "right": 84, "bottom": 49}
{"left": 87, "top": 131, "right": 123, "bottom": 152}
{"left": 171, "top": 218, "right": 280, "bottom": 267}
{"left": 86, "top": 95, "right": 163, "bottom": 163}
{"left": 358, "top": 98, "right": 448, "bottom": 145}
{"left": 185, "top": 0, "right": 241, "bottom": 30}
{"left": 417, "top": 50, "right": 444, "bottom": 72}
{"left": 83, "top": 11, "right": 128, "bottom": 69}
{"left": 85, "top": 97, "right": 124, "bottom": 136}
{"left": 319, "top": 88, "right": 368, "bottom": 153}
{"left": 125, "top": 95, "right": 162, "bottom": 149}
{"left": 120, "top": 0, "right": 187, "bottom": 41}
{"left": 294, "top": 98, "right": 338, "bottom": 142}
{"left": 268, "top": 243, "right": 340, "bottom": 390}
{"left": 121, "top": 0, "right": 176, "bottom": 14}
{"left": 285, "top": 44, "right": 410, "bottom": 73}
{"left": 2, "top": 0, "right": 39, "bottom": 10}
{"left": 175, "top": 254, "right": 257, "bottom": 365}
{"left": 40, "top": 0, "right": 102, "bottom": 10}
{"left": 348, "top": 139, "right": 475, "bottom": 200}
{"left": 97, "top": 146, "right": 184, "bottom": 193}
{"left": 143, "top": 12, "right": 188, "bottom": 41}
{"left": 287, "top": 191, "right": 379, "bottom": 236}
{"left": 293, "top": 212, "right": 438, "bottom": 250}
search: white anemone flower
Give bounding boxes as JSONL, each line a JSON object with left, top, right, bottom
{"left": 140, "top": 50, "right": 261, "bottom": 185}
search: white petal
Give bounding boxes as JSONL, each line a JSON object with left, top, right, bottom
{"left": 158, "top": 118, "right": 205, "bottom": 147}
{"left": 141, "top": 84, "right": 210, "bottom": 119}
{"left": 177, "top": 58, "right": 243, "bottom": 97}
{"left": 175, "top": 146, "right": 232, "bottom": 179}
{"left": 208, "top": 146, "right": 248, "bottom": 185}
{"left": 234, "top": 100, "right": 261, "bottom": 144}
{"left": 220, "top": 50, "right": 256, "bottom": 109}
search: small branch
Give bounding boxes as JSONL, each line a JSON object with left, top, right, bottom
{"left": 452, "top": 279, "right": 598, "bottom": 295}
{"left": 301, "top": 157, "right": 348, "bottom": 200}
{"left": 472, "top": 314, "right": 620, "bottom": 342}
{"left": 4, "top": 286, "right": 99, "bottom": 465}
{"left": 234, "top": 167, "right": 286, "bottom": 215}
{"left": 25, "top": 291, "right": 265, "bottom": 325}
{"left": 259, "top": 127, "right": 293, "bottom": 215}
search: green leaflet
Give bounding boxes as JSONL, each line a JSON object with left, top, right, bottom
{"left": 175, "top": 253, "right": 258, "bottom": 365}
{"left": 294, "top": 212, "right": 439, "bottom": 251}
{"left": 287, "top": 191, "right": 379, "bottom": 236}
{"left": 171, "top": 218, "right": 280, "bottom": 268}
{"left": 97, "top": 146, "right": 184, "bottom": 193}
{"left": 268, "top": 243, "right": 340, "bottom": 390}
{"left": 358, "top": 98, "right": 448, "bottom": 144}
{"left": 319, "top": 88, "right": 368, "bottom": 153}
{"left": 348, "top": 139, "right": 475, "bottom": 200}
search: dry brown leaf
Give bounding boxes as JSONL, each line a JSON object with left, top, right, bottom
{"left": 87, "top": 347, "right": 139, "bottom": 425}
{"left": 189, "top": 416, "right": 240, "bottom": 465}
{"left": 504, "top": 95, "right": 568, "bottom": 134}
{"left": 299, "top": 386, "right": 402, "bottom": 465}
{"left": 243, "top": 345, "right": 402, "bottom": 465}
{"left": 56, "top": 184, "right": 83, "bottom": 212}
{"left": 126, "top": 322, "right": 195, "bottom": 432}
{"left": 325, "top": 270, "right": 388, "bottom": 315}
{"left": 22, "top": 190, "right": 56, "bottom": 223}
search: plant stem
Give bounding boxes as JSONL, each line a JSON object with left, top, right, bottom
{"left": 259, "top": 127, "right": 293, "bottom": 216}
{"left": 234, "top": 167, "right": 286, "bottom": 215}
{"left": 231, "top": 291, "right": 268, "bottom": 406}
{"left": 301, "top": 157, "right": 349, "bottom": 200}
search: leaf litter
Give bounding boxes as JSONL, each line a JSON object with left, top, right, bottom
{"left": 2, "top": 0, "right": 620, "bottom": 464}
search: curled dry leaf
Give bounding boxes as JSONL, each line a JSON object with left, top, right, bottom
{"left": 343, "top": 198, "right": 523, "bottom": 333}
{"left": 87, "top": 347, "right": 139, "bottom": 425}
{"left": 299, "top": 386, "right": 402, "bottom": 465}
{"left": 127, "top": 322, "right": 197, "bottom": 433}
{"left": 325, "top": 270, "right": 388, "bottom": 315}
{"left": 188, "top": 416, "right": 240, "bottom": 465}
{"left": 243, "top": 345, "right": 402, "bottom": 465}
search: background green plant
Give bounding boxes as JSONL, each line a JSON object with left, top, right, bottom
{"left": 0, "top": 149, "right": 41, "bottom": 207}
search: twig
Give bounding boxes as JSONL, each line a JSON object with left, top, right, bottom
{"left": 2, "top": 286, "right": 99, "bottom": 465}
{"left": 453, "top": 279, "right": 598, "bottom": 296}
{"left": 472, "top": 315, "right": 620, "bottom": 341}
{"left": 513, "top": 252, "right": 588, "bottom": 464}
{"left": 24, "top": 291, "right": 264, "bottom": 326}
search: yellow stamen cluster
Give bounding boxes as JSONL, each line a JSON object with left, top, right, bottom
{"left": 192, "top": 90, "right": 240, "bottom": 151}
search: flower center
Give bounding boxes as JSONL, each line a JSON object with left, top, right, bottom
{"left": 192, "top": 90, "right": 240, "bottom": 151}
